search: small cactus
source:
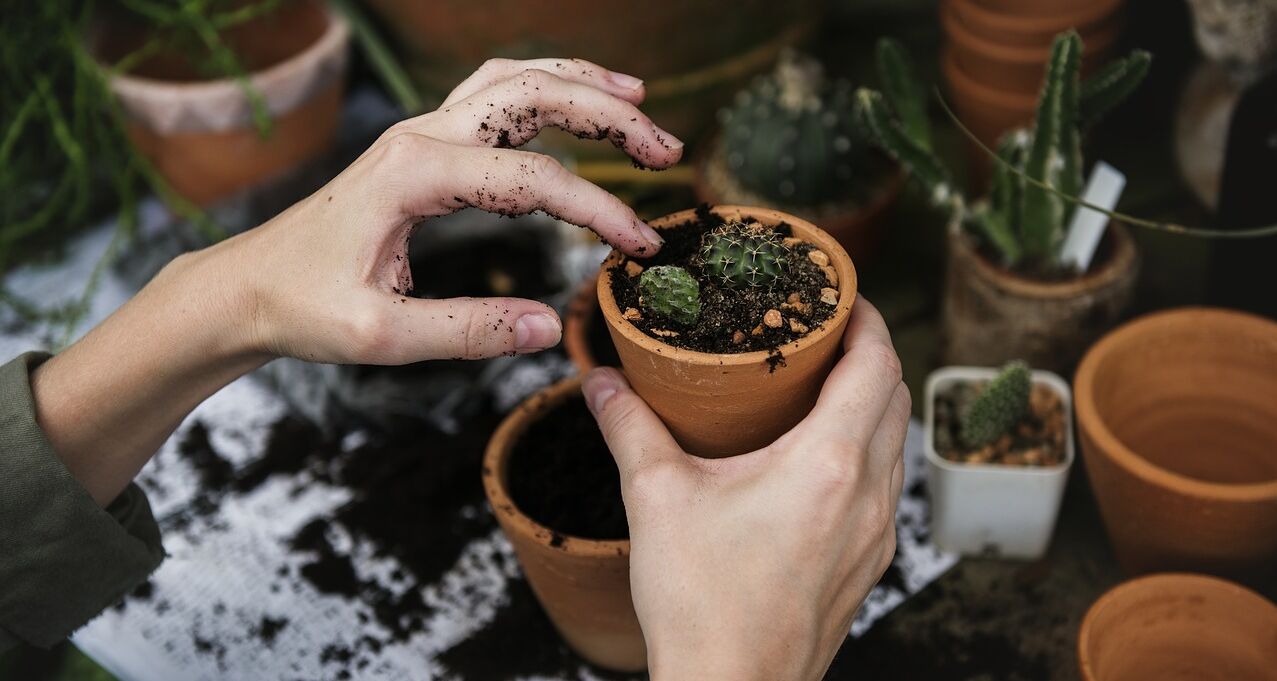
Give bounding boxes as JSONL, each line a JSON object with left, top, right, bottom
{"left": 638, "top": 265, "right": 701, "bottom": 326}
{"left": 960, "top": 361, "right": 1032, "bottom": 449}
{"left": 698, "top": 221, "right": 789, "bottom": 289}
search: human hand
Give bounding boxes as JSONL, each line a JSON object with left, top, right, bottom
{"left": 186, "top": 57, "right": 683, "bottom": 365}
{"left": 581, "top": 298, "right": 909, "bottom": 680}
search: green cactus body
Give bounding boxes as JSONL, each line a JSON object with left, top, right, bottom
{"left": 718, "top": 50, "right": 866, "bottom": 206}
{"left": 698, "top": 222, "right": 788, "bottom": 289}
{"left": 960, "top": 361, "right": 1032, "bottom": 449}
{"left": 638, "top": 265, "right": 701, "bottom": 326}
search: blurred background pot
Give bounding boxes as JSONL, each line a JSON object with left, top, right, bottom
{"left": 942, "top": 223, "right": 1138, "bottom": 375}
{"left": 482, "top": 377, "right": 645, "bottom": 672}
{"left": 1078, "top": 573, "right": 1277, "bottom": 681}
{"left": 96, "top": 0, "right": 349, "bottom": 205}
{"left": 1074, "top": 308, "right": 1277, "bottom": 586}
{"left": 562, "top": 274, "right": 620, "bottom": 375}
{"left": 1186, "top": 0, "right": 1277, "bottom": 81}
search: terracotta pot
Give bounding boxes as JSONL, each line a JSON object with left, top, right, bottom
{"left": 947, "top": 0, "right": 1124, "bottom": 50}
{"left": 1074, "top": 308, "right": 1277, "bottom": 585}
{"left": 942, "top": 0, "right": 1121, "bottom": 96}
{"left": 694, "top": 144, "right": 905, "bottom": 264}
{"left": 942, "top": 51, "right": 1038, "bottom": 178}
{"left": 98, "top": 0, "right": 348, "bottom": 205}
{"left": 597, "top": 205, "right": 857, "bottom": 458}
{"left": 364, "top": 0, "right": 819, "bottom": 146}
{"left": 563, "top": 274, "right": 620, "bottom": 374}
{"left": 1078, "top": 573, "right": 1277, "bottom": 681}
{"left": 941, "top": 222, "right": 1138, "bottom": 376}
{"left": 971, "top": 0, "right": 1117, "bottom": 17}
{"left": 482, "top": 377, "right": 645, "bottom": 671}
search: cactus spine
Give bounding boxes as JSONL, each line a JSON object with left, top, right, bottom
{"left": 638, "top": 265, "right": 701, "bottom": 326}
{"left": 960, "top": 361, "right": 1032, "bottom": 449}
{"left": 698, "top": 221, "right": 789, "bottom": 289}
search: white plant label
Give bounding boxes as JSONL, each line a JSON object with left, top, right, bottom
{"left": 1059, "top": 161, "right": 1126, "bottom": 271}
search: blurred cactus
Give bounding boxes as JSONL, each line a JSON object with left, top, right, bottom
{"left": 960, "top": 361, "right": 1031, "bottom": 449}
{"left": 716, "top": 50, "right": 869, "bottom": 206}
{"left": 638, "top": 265, "right": 701, "bottom": 326}
{"left": 698, "top": 221, "right": 788, "bottom": 289}
{"left": 855, "top": 34, "right": 1151, "bottom": 270}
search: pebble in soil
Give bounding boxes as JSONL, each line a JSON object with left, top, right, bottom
{"left": 609, "top": 205, "right": 838, "bottom": 354}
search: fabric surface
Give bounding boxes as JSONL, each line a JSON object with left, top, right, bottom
{"left": 0, "top": 352, "right": 164, "bottom": 651}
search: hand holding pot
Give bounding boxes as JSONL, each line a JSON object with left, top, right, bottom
{"left": 582, "top": 299, "right": 909, "bottom": 680}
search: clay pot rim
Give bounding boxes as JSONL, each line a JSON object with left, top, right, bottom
{"left": 1074, "top": 307, "right": 1277, "bottom": 501}
{"left": 482, "top": 376, "right": 630, "bottom": 557}
{"left": 99, "top": 3, "right": 348, "bottom": 94}
{"left": 943, "top": 51, "right": 1038, "bottom": 110}
{"left": 1076, "top": 572, "right": 1277, "bottom": 681}
{"left": 693, "top": 137, "right": 908, "bottom": 229}
{"left": 924, "top": 365, "right": 1075, "bottom": 475}
{"left": 944, "top": 0, "right": 1123, "bottom": 36}
{"left": 950, "top": 216, "right": 1137, "bottom": 300}
{"left": 597, "top": 205, "right": 857, "bottom": 367}
{"left": 943, "top": 3, "right": 1121, "bottom": 67}
{"left": 563, "top": 275, "right": 601, "bottom": 374}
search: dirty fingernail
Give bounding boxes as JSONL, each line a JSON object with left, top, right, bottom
{"left": 514, "top": 313, "right": 561, "bottom": 353}
{"left": 637, "top": 221, "right": 664, "bottom": 248}
{"left": 652, "top": 124, "right": 684, "bottom": 150}
{"left": 582, "top": 368, "right": 624, "bottom": 414}
{"left": 608, "top": 71, "right": 644, "bottom": 90}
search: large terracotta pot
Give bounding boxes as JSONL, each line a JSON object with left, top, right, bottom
{"left": 597, "top": 206, "right": 857, "bottom": 458}
{"left": 1078, "top": 573, "right": 1277, "bottom": 681}
{"left": 482, "top": 377, "right": 645, "bottom": 672}
{"left": 941, "top": 223, "right": 1137, "bottom": 375}
{"left": 1074, "top": 308, "right": 1277, "bottom": 586}
{"left": 694, "top": 145, "right": 905, "bottom": 264}
{"left": 98, "top": 0, "right": 348, "bottom": 205}
{"left": 364, "top": 0, "right": 819, "bottom": 146}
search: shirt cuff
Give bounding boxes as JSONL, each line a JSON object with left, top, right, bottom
{"left": 0, "top": 352, "right": 165, "bottom": 648}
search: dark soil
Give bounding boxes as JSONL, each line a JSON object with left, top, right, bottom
{"left": 933, "top": 381, "right": 1067, "bottom": 467}
{"left": 507, "top": 396, "right": 627, "bottom": 540}
{"left": 609, "top": 205, "right": 838, "bottom": 353}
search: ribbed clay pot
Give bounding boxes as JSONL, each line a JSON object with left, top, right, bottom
{"left": 1074, "top": 308, "right": 1277, "bottom": 586}
{"left": 482, "top": 377, "right": 645, "bottom": 672}
{"left": 947, "top": 0, "right": 1124, "bottom": 50}
{"left": 694, "top": 145, "right": 905, "bottom": 264}
{"left": 563, "top": 274, "right": 620, "bottom": 374}
{"left": 598, "top": 205, "right": 857, "bottom": 458}
{"left": 942, "top": 52, "right": 1037, "bottom": 184}
{"left": 1078, "top": 573, "right": 1277, "bottom": 681}
{"left": 97, "top": 0, "right": 348, "bottom": 205}
{"left": 942, "top": 223, "right": 1137, "bottom": 375}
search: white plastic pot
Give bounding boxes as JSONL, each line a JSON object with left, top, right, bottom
{"left": 923, "top": 366, "right": 1074, "bottom": 560}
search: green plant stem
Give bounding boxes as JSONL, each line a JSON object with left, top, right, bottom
{"left": 329, "top": 0, "right": 424, "bottom": 113}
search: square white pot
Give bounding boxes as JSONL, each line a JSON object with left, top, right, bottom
{"left": 924, "top": 366, "right": 1075, "bottom": 560}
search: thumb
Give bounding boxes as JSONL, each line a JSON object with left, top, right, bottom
{"left": 372, "top": 295, "right": 562, "bottom": 363}
{"left": 581, "top": 367, "right": 684, "bottom": 486}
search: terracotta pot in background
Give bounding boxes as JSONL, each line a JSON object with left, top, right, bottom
{"left": 694, "top": 146, "right": 905, "bottom": 264}
{"left": 1078, "top": 573, "right": 1277, "bottom": 681}
{"left": 942, "top": 223, "right": 1137, "bottom": 376}
{"left": 98, "top": 0, "right": 349, "bottom": 205}
{"left": 948, "top": 0, "right": 1123, "bottom": 50}
{"left": 941, "top": 52, "right": 1037, "bottom": 184}
{"left": 1074, "top": 308, "right": 1277, "bottom": 586}
{"left": 598, "top": 206, "right": 857, "bottom": 458}
{"left": 563, "top": 274, "right": 617, "bottom": 374}
{"left": 482, "top": 377, "right": 645, "bottom": 672}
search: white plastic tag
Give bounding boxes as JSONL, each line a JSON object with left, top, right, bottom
{"left": 1059, "top": 161, "right": 1126, "bottom": 271}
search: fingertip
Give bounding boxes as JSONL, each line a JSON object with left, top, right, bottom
{"left": 582, "top": 366, "right": 627, "bottom": 416}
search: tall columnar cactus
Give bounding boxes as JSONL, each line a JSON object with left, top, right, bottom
{"left": 855, "top": 33, "right": 1151, "bottom": 270}
{"left": 638, "top": 265, "right": 701, "bottom": 326}
{"left": 698, "top": 221, "right": 789, "bottom": 289}
{"left": 717, "top": 50, "right": 868, "bottom": 206}
{"left": 960, "top": 361, "right": 1032, "bottom": 449}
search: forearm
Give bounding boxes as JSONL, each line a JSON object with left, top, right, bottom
{"left": 30, "top": 243, "right": 268, "bottom": 506}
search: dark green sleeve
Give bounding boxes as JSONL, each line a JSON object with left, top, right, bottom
{"left": 0, "top": 352, "right": 165, "bottom": 651}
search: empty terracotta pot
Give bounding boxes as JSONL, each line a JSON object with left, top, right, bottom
{"left": 942, "top": 223, "right": 1138, "bottom": 375}
{"left": 98, "top": 0, "right": 348, "bottom": 205}
{"left": 1075, "top": 308, "right": 1277, "bottom": 585}
{"left": 1078, "top": 573, "right": 1277, "bottom": 681}
{"left": 597, "top": 205, "right": 857, "bottom": 458}
{"left": 482, "top": 377, "right": 645, "bottom": 672}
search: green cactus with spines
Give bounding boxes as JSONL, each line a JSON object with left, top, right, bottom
{"left": 698, "top": 221, "right": 789, "bottom": 289}
{"left": 716, "top": 50, "right": 870, "bottom": 206}
{"left": 638, "top": 265, "right": 701, "bottom": 326}
{"left": 960, "top": 361, "right": 1032, "bottom": 449}
{"left": 854, "top": 33, "right": 1151, "bottom": 270}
